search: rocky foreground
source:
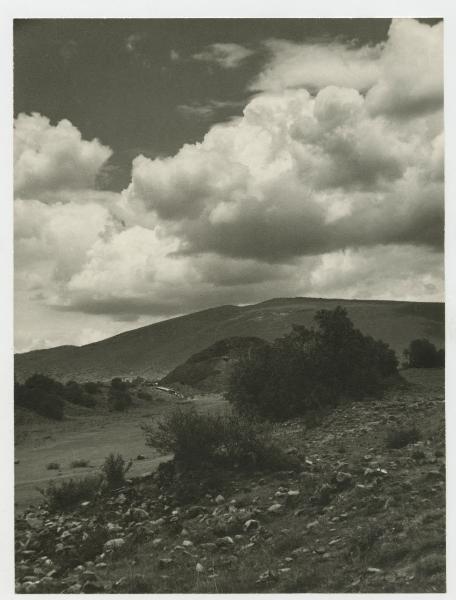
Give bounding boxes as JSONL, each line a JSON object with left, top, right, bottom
{"left": 15, "top": 369, "right": 445, "bottom": 593}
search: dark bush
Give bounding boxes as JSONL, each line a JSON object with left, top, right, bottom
{"left": 46, "top": 462, "right": 60, "bottom": 470}
{"left": 404, "top": 339, "right": 445, "bottom": 368}
{"left": 142, "top": 408, "right": 292, "bottom": 472}
{"left": 108, "top": 378, "right": 132, "bottom": 411}
{"left": 64, "top": 380, "right": 96, "bottom": 407}
{"left": 101, "top": 453, "right": 132, "bottom": 490}
{"left": 39, "top": 474, "right": 102, "bottom": 511}
{"left": 227, "top": 307, "right": 398, "bottom": 420}
{"left": 15, "top": 374, "right": 65, "bottom": 420}
{"left": 83, "top": 381, "right": 101, "bottom": 394}
{"left": 385, "top": 426, "right": 421, "bottom": 449}
{"left": 70, "top": 458, "right": 90, "bottom": 468}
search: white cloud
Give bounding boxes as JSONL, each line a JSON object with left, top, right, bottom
{"left": 365, "top": 19, "right": 443, "bottom": 117}
{"left": 193, "top": 43, "right": 253, "bottom": 69}
{"left": 308, "top": 245, "right": 443, "bottom": 302}
{"left": 126, "top": 85, "right": 443, "bottom": 261}
{"left": 14, "top": 113, "right": 112, "bottom": 199}
{"left": 14, "top": 19, "right": 444, "bottom": 351}
{"left": 252, "top": 19, "right": 443, "bottom": 120}
{"left": 251, "top": 38, "right": 382, "bottom": 92}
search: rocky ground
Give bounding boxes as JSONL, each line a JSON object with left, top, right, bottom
{"left": 15, "top": 368, "right": 445, "bottom": 593}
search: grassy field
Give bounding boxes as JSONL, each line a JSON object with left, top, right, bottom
{"left": 14, "top": 390, "right": 228, "bottom": 513}
{"left": 15, "top": 368, "right": 445, "bottom": 593}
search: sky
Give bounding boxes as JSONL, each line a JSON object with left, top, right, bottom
{"left": 13, "top": 17, "right": 444, "bottom": 352}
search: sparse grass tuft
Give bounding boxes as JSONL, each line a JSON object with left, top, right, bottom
{"left": 46, "top": 462, "right": 60, "bottom": 470}
{"left": 39, "top": 474, "right": 102, "bottom": 511}
{"left": 70, "top": 458, "right": 90, "bottom": 468}
{"left": 101, "top": 453, "right": 132, "bottom": 490}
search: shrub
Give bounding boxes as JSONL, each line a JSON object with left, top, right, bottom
{"left": 70, "top": 458, "right": 90, "bottom": 468}
{"left": 39, "top": 474, "right": 102, "bottom": 511}
{"left": 227, "top": 307, "right": 398, "bottom": 420}
{"left": 404, "top": 339, "right": 445, "bottom": 368}
{"left": 83, "top": 381, "right": 101, "bottom": 394}
{"left": 108, "top": 378, "right": 132, "bottom": 411}
{"left": 101, "top": 453, "right": 132, "bottom": 490}
{"left": 142, "top": 408, "right": 292, "bottom": 472}
{"left": 15, "top": 374, "right": 65, "bottom": 420}
{"left": 386, "top": 426, "right": 421, "bottom": 449}
{"left": 64, "top": 380, "right": 96, "bottom": 407}
{"left": 46, "top": 462, "right": 60, "bottom": 470}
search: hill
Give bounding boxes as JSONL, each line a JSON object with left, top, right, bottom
{"left": 15, "top": 369, "right": 445, "bottom": 593}
{"left": 14, "top": 297, "right": 444, "bottom": 382}
{"left": 161, "top": 336, "right": 269, "bottom": 393}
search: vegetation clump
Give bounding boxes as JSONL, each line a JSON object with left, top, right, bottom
{"left": 403, "top": 339, "right": 444, "bottom": 368}
{"left": 15, "top": 374, "right": 65, "bottom": 420}
{"left": 39, "top": 474, "right": 103, "bottom": 511}
{"left": 70, "top": 458, "right": 90, "bottom": 468}
{"left": 108, "top": 378, "right": 132, "bottom": 411}
{"left": 227, "top": 306, "right": 398, "bottom": 420}
{"left": 101, "top": 453, "right": 132, "bottom": 490}
{"left": 64, "top": 380, "right": 96, "bottom": 407}
{"left": 143, "top": 407, "right": 293, "bottom": 472}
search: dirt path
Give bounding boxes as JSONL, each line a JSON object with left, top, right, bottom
{"left": 14, "top": 393, "right": 228, "bottom": 513}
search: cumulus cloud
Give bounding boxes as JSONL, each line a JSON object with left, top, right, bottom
{"left": 14, "top": 113, "right": 112, "bottom": 199}
{"left": 126, "top": 85, "right": 443, "bottom": 261}
{"left": 192, "top": 43, "right": 254, "bottom": 69}
{"left": 307, "top": 245, "right": 443, "bottom": 302}
{"left": 365, "top": 19, "right": 443, "bottom": 117}
{"left": 14, "top": 18, "right": 444, "bottom": 350}
{"left": 252, "top": 19, "right": 443, "bottom": 119}
{"left": 251, "top": 39, "right": 382, "bottom": 92}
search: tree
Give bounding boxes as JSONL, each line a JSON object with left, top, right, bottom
{"left": 404, "top": 339, "right": 445, "bottom": 368}
{"left": 227, "top": 307, "right": 398, "bottom": 420}
{"left": 15, "top": 374, "right": 65, "bottom": 420}
{"left": 108, "top": 378, "right": 132, "bottom": 411}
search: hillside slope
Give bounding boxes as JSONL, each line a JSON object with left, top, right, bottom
{"left": 15, "top": 298, "right": 444, "bottom": 382}
{"left": 161, "top": 336, "right": 269, "bottom": 393}
{"left": 15, "top": 369, "right": 445, "bottom": 593}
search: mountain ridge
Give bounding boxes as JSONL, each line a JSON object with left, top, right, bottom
{"left": 15, "top": 297, "right": 444, "bottom": 382}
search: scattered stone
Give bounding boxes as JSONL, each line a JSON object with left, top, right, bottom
{"left": 186, "top": 505, "right": 205, "bottom": 519}
{"left": 215, "top": 494, "right": 225, "bottom": 505}
{"left": 243, "top": 519, "right": 259, "bottom": 532}
{"left": 307, "top": 520, "right": 319, "bottom": 529}
{"left": 131, "top": 507, "right": 149, "bottom": 520}
{"left": 82, "top": 581, "right": 104, "bottom": 593}
{"left": 268, "top": 503, "right": 282, "bottom": 514}
{"left": 216, "top": 536, "right": 234, "bottom": 547}
{"left": 104, "top": 538, "right": 125, "bottom": 551}
{"left": 136, "top": 454, "right": 146, "bottom": 460}
{"left": 158, "top": 558, "right": 174, "bottom": 569}
{"left": 195, "top": 562, "right": 205, "bottom": 573}
{"left": 256, "top": 569, "right": 279, "bottom": 584}
{"left": 367, "top": 567, "right": 383, "bottom": 574}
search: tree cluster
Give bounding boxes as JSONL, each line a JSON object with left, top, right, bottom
{"left": 226, "top": 306, "right": 398, "bottom": 420}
